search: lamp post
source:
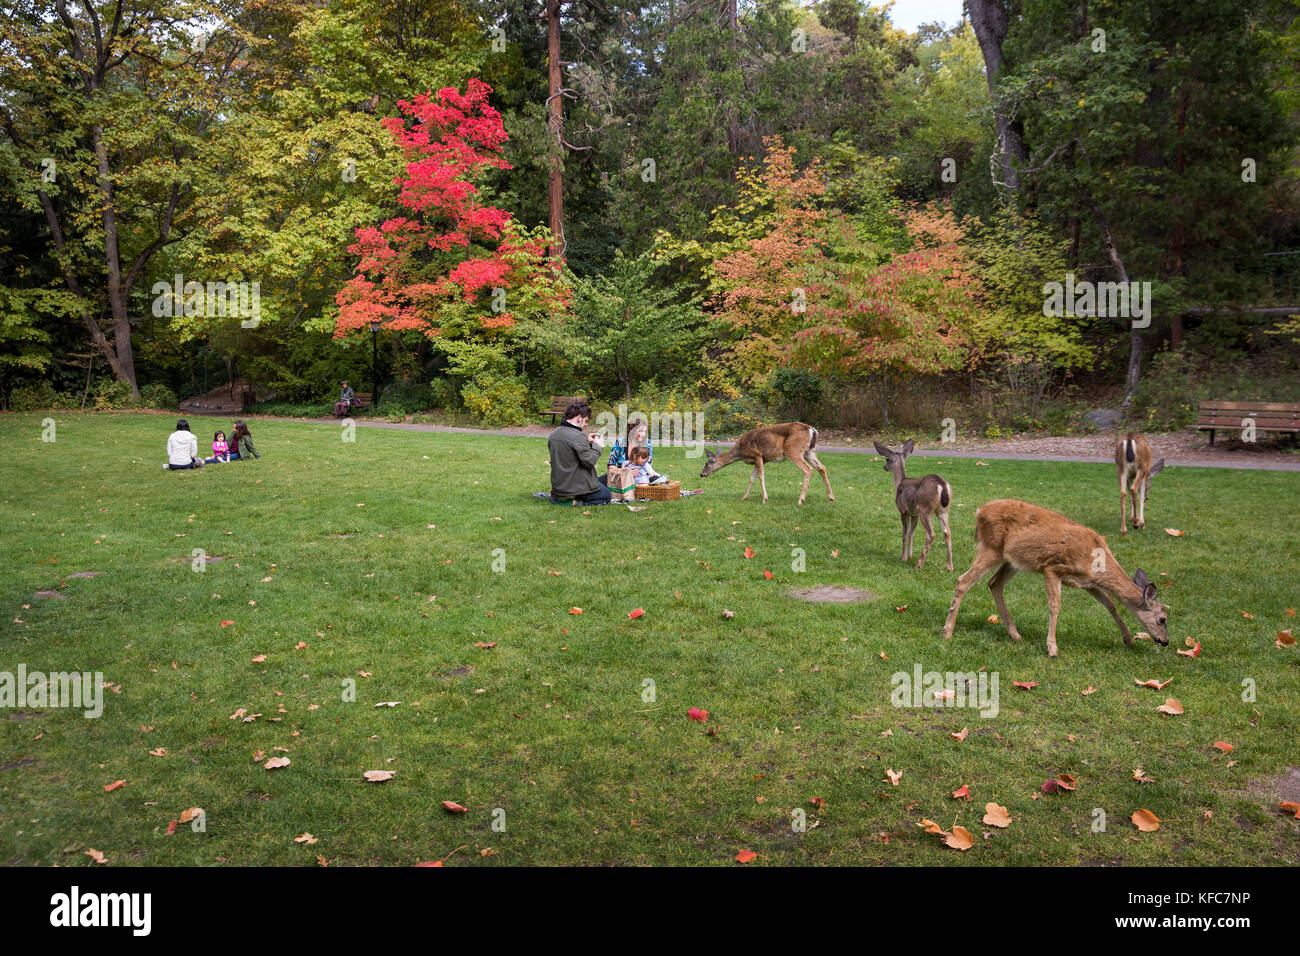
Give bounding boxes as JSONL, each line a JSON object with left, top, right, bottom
{"left": 369, "top": 320, "right": 380, "bottom": 411}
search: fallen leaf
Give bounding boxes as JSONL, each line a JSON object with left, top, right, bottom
{"left": 735, "top": 849, "right": 757, "bottom": 863}
{"left": 885, "top": 769, "right": 902, "bottom": 786}
{"left": 1279, "top": 801, "right": 1300, "bottom": 819}
{"left": 251, "top": 654, "right": 266, "bottom": 663}
{"left": 85, "top": 848, "right": 108, "bottom": 864}
{"left": 1133, "top": 768, "right": 1156, "bottom": 784}
{"left": 1081, "top": 686, "right": 1097, "bottom": 696}
{"left": 474, "top": 641, "right": 496, "bottom": 648}
{"left": 1212, "top": 742, "right": 1234, "bottom": 754}
{"left": 687, "top": 707, "right": 709, "bottom": 722}
{"left": 480, "top": 847, "right": 497, "bottom": 857}
{"left": 1277, "top": 630, "right": 1296, "bottom": 648}
{"left": 220, "top": 620, "right": 234, "bottom": 628}
{"left": 743, "top": 546, "right": 755, "bottom": 559}
{"left": 942, "top": 825, "right": 975, "bottom": 851}
{"left": 1240, "top": 610, "right": 1255, "bottom": 619}
{"left": 982, "top": 803, "right": 1012, "bottom": 828}
{"left": 628, "top": 608, "right": 645, "bottom": 619}
{"left": 1055, "top": 773, "right": 1077, "bottom": 791}
{"left": 1013, "top": 681, "right": 1039, "bottom": 690}
{"left": 722, "top": 609, "right": 735, "bottom": 619}
{"left": 1134, "top": 677, "right": 1173, "bottom": 690}
{"left": 148, "top": 748, "right": 167, "bottom": 757}
{"left": 987, "top": 614, "right": 1000, "bottom": 624}
{"left": 295, "top": 833, "right": 318, "bottom": 844}
{"left": 569, "top": 607, "right": 583, "bottom": 615}
{"left": 263, "top": 756, "right": 290, "bottom": 770}
{"left": 1156, "top": 698, "right": 1184, "bottom": 716}
{"left": 442, "top": 801, "right": 469, "bottom": 813}
{"left": 103, "top": 780, "right": 125, "bottom": 792}
{"left": 894, "top": 605, "right": 908, "bottom": 613}
{"left": 1132, "top": 809, "right": 1161, "bottom": 832}
{"left": 363, "top": 770, "right": 395, "bottom": 782}
{"left": 763, "top": 570, "right": 773, "bottom": 580}
{"left": 951, "top": 784, "right": 971, "bottom": 801}
{"left": 950, "top": 727, "right": 969, "bottom": 742}
{"left": 1177, "top": 641, "right": 1202, "bottom": 658}
{"left": 1164, "top": 528, "right": 1183, "bottom": 537}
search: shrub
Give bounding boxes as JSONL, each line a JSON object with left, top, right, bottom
{"left": 1128, "top": 350, "right": 1198, "bottom": 431}
{"left": 702, "top": 393, "right": 771, "bottom": 440}
{"left": 92, "top": 380, "right": 137, "bottom": 410}
{"left": 379, "top": 380, "right": 436, "bottom": 415}
{"left": 460, "top": 374, "right": 532, "bottom": 426}
{"left": 769, "top": 368, "right": 824, "bottom": 420}
{"left": 139, "top": 383, "right": 178, "bottom": 411}
{"left": 9, "top": 381, "right": 60, "bottom": 411}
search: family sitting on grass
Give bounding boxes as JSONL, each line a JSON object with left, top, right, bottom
{"left": 165, "top": 419, "right": 260, "bottom": 470}
{"left": 547, "top": 402, "right": 668, "bottom": 504}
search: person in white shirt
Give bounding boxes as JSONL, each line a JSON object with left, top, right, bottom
{"left": 165, "top": 419, "right": 205, "bottom": 470}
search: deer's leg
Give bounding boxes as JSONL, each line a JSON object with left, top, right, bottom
{"left": 917, "top": 513, "right": 934, "bottom": 569}
{"left": 1135, "top": 478, "right": 1146, "bottom": 529}
{"left": 743, "top": 464, "right": 757, "bottom": 500}
{"left": 939, "top": 510, "right": 953, "bottom": 572}
{"left": 794, "top": 455, "right": 813, "bottom": 506}
{"left": 943, "top": 548, "right": 1003, "bottom": 640}
{"left": 1119, "top": 472, "right": 1129, "bottom": 534}
{"left": 756, "top": 457, "right": 768, "bottom": 503}
{"left": 808, "top": 451, "right": 834, "bottom": 501}
{"left": 1087, "top": 587, "right": 1133, "bottom": 647}
{"left": 988, "top": 563, "right": 1021, "bottom": 640}
{"left": 1043, "top": 571, "right": 1062, "bottom": 657}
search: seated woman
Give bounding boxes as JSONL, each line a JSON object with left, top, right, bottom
{"left": 164, "top": 419, "right": 205, "bottom": 470}
{"left": 334, "top": 381, "right": 360, "bottom": 417}
{"left": 608, "top": 417, "right": 652, "bottom": 469}
{"left": 228, "top": 420, "right": 260, "bottom": 460}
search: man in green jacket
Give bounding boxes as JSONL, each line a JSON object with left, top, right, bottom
{"left": 548, "top": 399, "right": 611, "bottom": 505}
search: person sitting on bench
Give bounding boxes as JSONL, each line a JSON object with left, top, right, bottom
{"left": 334, "top": 381, "right": 360, "bottom": 417}
{"left": 548, "top": 399, "right": 611, "bottom": 505}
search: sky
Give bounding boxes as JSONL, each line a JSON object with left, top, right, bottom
{"left": 879, "top": 0, "right": 967, "bottom": 34}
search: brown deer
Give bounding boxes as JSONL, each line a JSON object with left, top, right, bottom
{"left": 942, "top": 499, "right": 1169, "bottom": 657}
{"left": 873, "top": 440, "right": 953, "bottom": 571}
{"left": 1115, "top": 432, "right": 1165, "bottom": 534}
{"left": 700, "top": 422, "right": 833, "bottom": 505}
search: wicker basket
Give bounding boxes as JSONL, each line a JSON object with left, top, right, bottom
{"left": 635, "top": 480, "right": 681, "bottom": 501}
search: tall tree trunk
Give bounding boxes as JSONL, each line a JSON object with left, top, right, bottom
{"left": 1083, "top": 192, "right": 1143, "bottom": 403}
{"left": 546, "top": 0, "right": 565, "bottom": 259}
{"left": 93, "top": 125, "right": 138, "bottom": 395}
{"left": 967, "top": 0, "right": 1027, "bottom": 195}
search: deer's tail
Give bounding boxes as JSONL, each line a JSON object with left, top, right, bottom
{"left": 940, "top": 482, "right": 951, "bottom": 508}
{"left": 808, "top": 426, "right": 818, "bottom": 450}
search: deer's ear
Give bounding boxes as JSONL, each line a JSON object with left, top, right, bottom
{"left": 705, "top": 449, "right": 716, "bottom": 461}
{"left": 902, "top": 438, "right": 915, "bottom": 456}
{"left": 872, "top": 441, "right": 891, "bottom": 457}
{"left": 1149, "top": 458, "right": 1165, "bottom": 477}
{"left": 1143, "top": 583, "right": 1159, "bottom": 606}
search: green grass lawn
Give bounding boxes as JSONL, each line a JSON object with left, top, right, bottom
{"left": 1, "top": 411, "right": 1297, "bottom": 866}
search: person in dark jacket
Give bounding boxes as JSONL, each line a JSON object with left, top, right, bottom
{"left": 548, "top": 399, "right": 611, "bottom": 504}
{"left": 334, "top": 382, "right": 359, "bottom": 417}
{"left": 229, "top": 420, "right": 260, "bottom": 460}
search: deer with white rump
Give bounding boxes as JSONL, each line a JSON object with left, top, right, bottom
{"left": 700, "top": 422, "right": 833, "bottom": 505}
{"left": 1115, "top": 432, "right": 1164, "bottom": 534}
{"left": 942, "top": 499, "right": 1169, "bottom": 657}
{"left": 873, "top": 440, "right": 953, "bottom": 571}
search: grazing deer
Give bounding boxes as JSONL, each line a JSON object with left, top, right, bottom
{"left": 873, "top": 440, "right": 953, "bottom": 571}
{"left": 700, "top": 422, "right": 833, "bottom": 505}
{"left": 1115, "top": 432, "right": 1165, "bottom": 534}
{"left": 942, "top": 499, "right": 1169, "bottom": 657}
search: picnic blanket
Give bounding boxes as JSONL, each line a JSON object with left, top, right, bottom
{"left": 533, "top": 489, "right": 703, "bottom": 505}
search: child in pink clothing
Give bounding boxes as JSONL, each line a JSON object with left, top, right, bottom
{"left": 212, "top": 430, "right": 231, "bottom": 463}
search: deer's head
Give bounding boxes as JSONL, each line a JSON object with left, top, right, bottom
{"left": 873, "top": 439, "right": 915, "bottom": 477}
{"left": 1144, "top": 458, "right": 1166, "bottom": 500}
{"left": 1131, "top": 568, "right": 1169, "bottom": 646}
{"left": 700, "top": 448, "right": 722, "bottom": 478}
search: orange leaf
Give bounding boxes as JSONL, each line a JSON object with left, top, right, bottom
{"left": 982, "top": 803, "right": 1012, "bottom": 828}
{"left": 1013, "top": 680, "right": 1038, "bottom": 690}
{"left": 1164, "top": 528, "right": 1183, "bottom": 537}
{"left": 1081, "top": 686, "right": 1097, "bottom": 696}
{"left": 894, "top": 605, "right": 908, "bottom": 613}
{"left": 950, "top": 727, "right": 969, "bottom": 742}
{"left": 1279, "top": 801, "right": 1300, "bottom": 818}
{"left": 1176, "top": 641, "right": 1202, "bottom": 657}
{"left": 1240, "top": 610, "right": 1254, "bottom": 619}
{"left": 1055, "top": 773, "right": 1077, "bottom": 791}
{"left": 569, "top": 607, "right": 583, "bottom": 615}
{"left": 763, "top": 570, "right": 773, "bottom": 580}
{"left": 951, "top": 784, "right": 971, "bottom": 801}
{"left": 103, "top": 780, "right": 125, "bottom": 792}
{"left": 1156, "top": 698, "right": 1184, "bottom": 716}
{"left": 941, "top": 825, "right": 974, "bottom": 851}
{"left": 1134, "top": 677, "right": 1173, "bottom": 690}
{"left": 1132, "top": 809, "right": 1161, "bottom": 832}
{"left": 1212, "top": 742, "right": 1234, "bottom": 754}
{"left": 917, "top": 818, "right": 945, "bottom": 834}
{"left": 442, "top": 801, "right": 469, "bottom": 813}
{"left": 743, "top": 546, "right": 755, "bottom": 559}
{"left": 1277, "top": 630, "right": 1296, "bottom": 648}
{"left": 735, "top": 849, "right": 757, "bottom": 863}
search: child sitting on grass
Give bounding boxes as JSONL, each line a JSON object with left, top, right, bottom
{"left": 628, "top": 445, "right": 668, "bottom": 485}
{"left": 211, "top": 430, "right": 231, "bottom": 463}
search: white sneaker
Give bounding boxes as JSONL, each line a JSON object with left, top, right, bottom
{"left": 162, "top": 463, "right": 169, "bottom": 470}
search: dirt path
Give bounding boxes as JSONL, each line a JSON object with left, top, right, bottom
{"left": 241, "top": 415, "right": 1299, "bottom": 472}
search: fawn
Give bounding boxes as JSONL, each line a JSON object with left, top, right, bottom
{"left": 942, "top": 499, "right": 1170, "bottom": 657}
{"left": 1115, "top": 432, "right": 1165, "bottom": 533}
{"left": 700, "top": 422, "right": 833, "bottom": 505}
{"left": 872, "top": 440, "right": 953, "bottom": 571}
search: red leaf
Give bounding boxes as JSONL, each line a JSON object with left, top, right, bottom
{"left": 735, "top": 849, "right": 757, "bottom": 863}
{"left": 763, "top": 570, "right": 773, "bottom": 580}
{"left": 628, "top": 608, "right": 644, "bottom": 619}
{"left": 441, "top": 801, "right": 469, "bottom": 813}
{"left": 1013, "top": 681, "right": 1039, "bottom": 690}
{"left": 743, "top": 546, "right": 755, "bottom": 559}
{"left": 687, "top": 707, "right": 709, "bottom": 722}
{"left": 220, "top": 620, "right": 234, "bottom": 627}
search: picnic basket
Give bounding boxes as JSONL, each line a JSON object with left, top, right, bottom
{"left": 636, "top": 480, "right": 681, "bottom": 501}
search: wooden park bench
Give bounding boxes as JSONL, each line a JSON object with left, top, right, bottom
{"left": 541, "top": 395, "right": 585, "bottom": 424}
{"left": 347, "top": 392, "right": 373, "bottom": 415}
{"left": 1195, "top": 400, "right": 1300, "bottom": 446}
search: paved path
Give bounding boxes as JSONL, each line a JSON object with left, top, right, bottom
{"left": 254, "top": 416, "right": 1300, "bottom": 472}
